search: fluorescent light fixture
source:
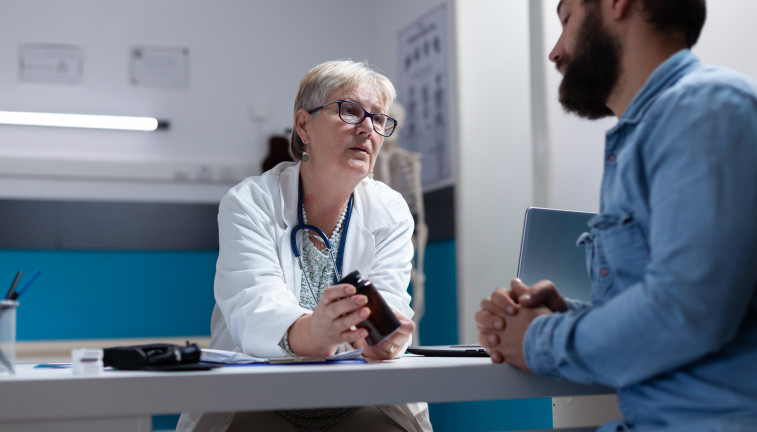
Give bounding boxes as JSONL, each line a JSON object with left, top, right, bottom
{"left": 0, "top": 111, "right": 169, "bottom": 131}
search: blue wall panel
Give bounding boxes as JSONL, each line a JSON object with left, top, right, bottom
{"left": 419, "top": 240, "right": 552, "bottom": 431}
{"left": 414, "top": 238, "right": 459, "bottom": 346}
{"left": 429, "top": 399, "right": 553, "bottom": 432}
{"left": 1, "top": 249, "right": 217, "bottom": 340}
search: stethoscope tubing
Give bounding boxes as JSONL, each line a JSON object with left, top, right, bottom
{"left": 290, "top": 179, "right": 354, "bottom": 295}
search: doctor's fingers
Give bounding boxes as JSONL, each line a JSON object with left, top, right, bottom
{"left": 401, "top": 314, "right": 416, "bottom": 334}
{"left": 332, "top": 305, "right": 371, "bottom": 334}
{"left": 390, "top": 313, "right": 416, "bottom": 341}
{"left": 318, "top": 289, "right": 368, "bottom": 318}
{"left": 338, "top": 323, "right": 370, "bottom": 344}
{"left": 320, "top": 283, "right": 357, "bottom": 304}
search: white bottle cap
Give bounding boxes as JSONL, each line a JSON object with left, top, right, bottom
{"left": 71, "top": 348, "right": 104, "bottom": 375}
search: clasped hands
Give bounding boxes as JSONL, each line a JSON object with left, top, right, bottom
{"left": 288, "top": 283, "right": 414, "bottom": 360}
{"left": 475, "top": 278, "right": 568, "bottom": 371}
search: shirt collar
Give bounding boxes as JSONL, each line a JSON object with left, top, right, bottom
{"left": 613, "top": 49, "right": 699, "bottom": 128}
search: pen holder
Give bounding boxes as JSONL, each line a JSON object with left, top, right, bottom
{"left": 338, "top": 271, "right": 401, "bottom": 346}
{"left": 0, "top": 300, "right": 19, "bottom": 375}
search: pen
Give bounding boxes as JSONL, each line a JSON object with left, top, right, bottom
{"left": 12, "top": 269, "right": 41, "bottom": 301}
{"left": 34, "top": 363, "right": 73, "bottom": 369}
{"left": 4, "top": 271, "right": 22, "bottom": 300}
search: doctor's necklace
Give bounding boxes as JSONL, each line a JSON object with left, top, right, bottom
{"left": 302, "top": 203, "right": 348, "bottom": 243}
{"left": 299, "top": 203, "right": 350, "bottom": 305}
{"left": 291, "top": 179, "right": 354, "bottom": 303}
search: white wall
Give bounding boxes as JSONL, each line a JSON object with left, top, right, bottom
{"left": 537, "top": 0, "right": 757, "bottom": 213}
{"left": 0, "top": 0, "right": 443, "bottom": 203}
{"left": 454, "top": 0, "right": 533, "bottom": 343}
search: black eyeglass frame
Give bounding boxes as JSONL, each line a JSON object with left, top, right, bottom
{"left": 307, "top": 99, "right": 398, "bottom": 137}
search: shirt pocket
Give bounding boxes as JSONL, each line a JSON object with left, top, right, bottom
{"left": 584, "top": 212, "right": 650, "bottom": 303}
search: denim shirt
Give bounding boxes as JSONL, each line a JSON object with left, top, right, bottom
{"left": 524, "top": 50, "right": 757, "bottom": 431}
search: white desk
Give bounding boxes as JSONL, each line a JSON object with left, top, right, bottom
{"left": 0, "top": 356, "right": 613, "bottom": 432}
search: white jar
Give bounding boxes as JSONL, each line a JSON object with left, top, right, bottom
{"left": 71, "top": 348, "right": 104, "bottom": 375}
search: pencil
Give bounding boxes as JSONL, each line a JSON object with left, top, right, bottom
{"left": 13, "top": 269, "right": 41, "bottom": 300}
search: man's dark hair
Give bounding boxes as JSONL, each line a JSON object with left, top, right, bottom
{"left": 640, "top": 0, "right": 706, "bottom": 47}
{"left": 583, "top": 0, "right": 706, "bottom": 48}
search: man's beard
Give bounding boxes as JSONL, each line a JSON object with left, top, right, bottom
{"left": 557, "top": 7, "right": 622, "bottom": 119}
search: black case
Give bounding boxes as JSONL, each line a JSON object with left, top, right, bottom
{"left": 103, "top": 342, "right": 216, "bottom": 371}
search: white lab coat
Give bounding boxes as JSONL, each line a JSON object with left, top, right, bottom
{"left": 177, "top": 162, "right": 431, "bottom": 432}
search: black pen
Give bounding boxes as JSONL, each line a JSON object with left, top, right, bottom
{"left": 4, "top": 271, "right": 22, "bottom": 300}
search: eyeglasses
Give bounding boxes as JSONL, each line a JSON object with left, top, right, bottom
{"left": 307, "top": 99, "right": 398, "bottom": 137}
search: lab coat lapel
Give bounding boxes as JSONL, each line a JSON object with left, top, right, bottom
{"left": 279, "top": 163, "right": 302, "bottom": 298}
{"left": 341, "top": 184, "right": 376, "bottom": 278}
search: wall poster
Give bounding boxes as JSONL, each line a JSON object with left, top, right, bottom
{"left": 397, "top": 4, "right": 452, "bottom": 191}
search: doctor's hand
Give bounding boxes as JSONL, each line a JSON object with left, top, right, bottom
{"left": 354, "top": 310, "right": 415, "bottom": 360}
{"left": 287, "top": 283, "right": 370, "bottom": 358}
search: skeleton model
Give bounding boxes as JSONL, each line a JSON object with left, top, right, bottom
{"left": 373, "top": 101, "right": 428, "bottom": 343}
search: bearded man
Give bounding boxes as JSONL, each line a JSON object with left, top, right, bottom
{"left": 477, "top": 1, "right": 757, "bottom": 431}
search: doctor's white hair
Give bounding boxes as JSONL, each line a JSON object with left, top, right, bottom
{"left": 290, "top": 59, "right": 396, "bottom": 161}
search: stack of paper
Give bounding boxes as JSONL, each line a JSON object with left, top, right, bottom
{"left": 200, "top": 348, "right": 365, "bottom": 365}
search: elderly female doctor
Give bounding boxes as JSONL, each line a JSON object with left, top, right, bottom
{"left": 177, "top": 60, "right": 431, "bottom": 432}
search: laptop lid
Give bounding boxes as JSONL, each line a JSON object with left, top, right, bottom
{"left": 516, "top": 207, "right": 595, "bottom": 302}
{"left": 407, "top": 207, "right": 595, "bottom": 357}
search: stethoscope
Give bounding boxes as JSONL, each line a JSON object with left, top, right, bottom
{"left": 290, "top": 180, "right": 354, "bottom": 302}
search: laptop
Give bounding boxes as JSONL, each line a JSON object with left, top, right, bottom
{"left": 406, "top": 344, "right": 489, "bottom": 357}
{"left": 407, "top": 207, "right": 594, "bottom": 357}
{"left": 516, "top": 207, "right": 595, "bottom": 302}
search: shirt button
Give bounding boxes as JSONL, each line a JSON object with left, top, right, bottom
{"left": 608, "top": 154, "right": 617, "bottom": 162}
{"left": 601, "top": 268, "right": 610, "bottom": 277}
